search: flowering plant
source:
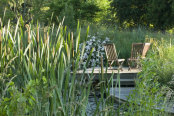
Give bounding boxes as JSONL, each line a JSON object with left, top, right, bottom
{"left": 79, "top": 36, "right": 110, "bottom": 68}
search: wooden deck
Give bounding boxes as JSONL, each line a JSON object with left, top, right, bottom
{"left": 75, "top": 67, "right": 140, "bottom": 86}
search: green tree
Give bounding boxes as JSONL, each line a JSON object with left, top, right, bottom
{"left": 46, "top": 0, "right": 111, "bottom": 26}
{"left": 111, "top": 0, "right": 174, "bottom": 30}
{"left": 0, "top": 0, "right": 49, "bottom": 26}
{"left": 111, "top": 0, "right": 147, "bottom": 28}
{"left": 146, "top": 0, "right": 174, "bottom": 30}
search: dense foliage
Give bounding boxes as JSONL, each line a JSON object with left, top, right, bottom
{"left": 79, "top": 35, "right": 110, "bottom": 68}
{"left": 0, "top": 0, "right": 111, "bottom": 27}
{"left": 111, "top": 0, "right": 174, "bottom": 30}
{"left": 0, "top": 20, "right": 119, "bottom": 115}
{"left": 1, "top": 0, "right": 174, "bottom": 30}
{"left": 122, "top": 39, "right": 174, "bottom": 115}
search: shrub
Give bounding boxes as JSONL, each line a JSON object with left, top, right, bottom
{"left": 121, "top": 39, "right": 174, "bottom": 115}
{"left": 79, "top": 35, "right": 110, "bottom": 68}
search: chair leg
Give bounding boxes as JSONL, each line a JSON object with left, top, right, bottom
{"left": 128, "top": 60, "right": 131, "bottom": 71}
{"left": 136, "top": 60, "right": 140, "bottom": 69}
{"left": 108, "top": 61, "right": 111, "bottom": 69}
{"left": 118, "top": 61, "right": 124, "bottom": 71}
{"left": 109, "top": 61, "right": 115, "bottom": 69}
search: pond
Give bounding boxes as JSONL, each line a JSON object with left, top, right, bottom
{"left": 86, "top": 87, "right": 135, "bottom": 115}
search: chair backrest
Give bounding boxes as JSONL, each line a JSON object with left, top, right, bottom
{"left": 131, "top": 43, "right": 144, "bottom": 59}
{"left": 104, "top": 43, "right": 118, "bottom": 61}
{"left": 142, "top": 43, "right": 151, "bottom": 58}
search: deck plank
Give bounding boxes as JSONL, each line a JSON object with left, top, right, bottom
{"left": 75, "top": 67, "right": 140, "bottom": 86}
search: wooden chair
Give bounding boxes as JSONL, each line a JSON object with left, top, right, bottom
{"left": 142, "top": 43, "right": 151, "bottom": 59}
{"left": 128, "top": 43, "right": 151, "bottom": 70}
{"left": 104, "top": 43, "right": 125, "bottom": 71}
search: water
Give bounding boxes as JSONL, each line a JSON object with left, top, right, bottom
{"left": 86, "top": 94, "right": 119, "bottom": 116}
{"left": 86, "top": 87, "right": 135, "bottom": 115}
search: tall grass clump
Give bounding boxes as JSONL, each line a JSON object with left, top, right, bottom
{"left": 121, "top": 38, "right": 174, "bottom": 115}
{"left": 0, "top": 18, "right": 91, "bottom": 115}
{"left": 0, "top": 19, "right": 120, "bottom": 115}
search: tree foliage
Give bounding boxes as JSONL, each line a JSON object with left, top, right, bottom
{"left": 0, "top": 0, "right": 111, "bottom": 26}
{"left": 146, "top": 0, "right": 174, "bottom": 30}
{"left": 112, "top": 0, "right": 174, "bottom": 30}
{"left": 47, "top": 0, "right": 111, "bottom": 26}
{"left": 0, "top": 0, "right": 174, "bottom": 30}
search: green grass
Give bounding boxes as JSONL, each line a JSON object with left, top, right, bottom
{"left": 79, "top": 24, "right": 174, "bottom": 61}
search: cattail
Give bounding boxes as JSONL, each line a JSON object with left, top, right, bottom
{"left": 37, "top": 26, "right": 39, "bottom": 45}
{"left": 25, "top": 24, "right": 30, "bottom": 44}
{"left": 25, "top": 24, "right": 31, "bottom": 58}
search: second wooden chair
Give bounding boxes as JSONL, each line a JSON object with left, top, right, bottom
{"left": 104, "top": 43, "right": 125, "bottom": 71}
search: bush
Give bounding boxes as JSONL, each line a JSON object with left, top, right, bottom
{"left": 121, "top": 39, "right": 174, "bottom": 115}
{"left": 79, "top": 35, "right": 110, "bottom": 68}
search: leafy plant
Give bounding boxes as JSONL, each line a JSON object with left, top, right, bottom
{"left": 79, "top": 35, "right": 110, "bottom": 68}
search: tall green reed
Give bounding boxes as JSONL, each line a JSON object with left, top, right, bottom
{"left": 0, "top": 19, "right": 88, "bottom": 115}
{"left": 0, "top": 18, "right": 124, "bottom": 116}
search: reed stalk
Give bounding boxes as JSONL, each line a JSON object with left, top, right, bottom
{"left": 37, "top": 25, "right": 39, "bottom": 55}
{"left": 26, "top": 24, "right": 31, "bottom": 59}
{"left": 71, "top": 32, "right": 74, "bottom": 70}
{"left": 0, "top": 29, "right": 1, "bottom": 58}
{"left": 101, "top": 55, "right": 104, "bottom": 80}
{"left": 46, "top": 32, "right": 49, "bottom": 47}
{"left": 44, "top": 28, "right": 46, "bottom": 44}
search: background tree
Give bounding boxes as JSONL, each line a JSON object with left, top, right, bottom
{"left": 111, "top": 0, "right": 174, "bottom": 30}
{"left": 111, "top": 0, "right": 147, "bottom": 28}
{"left": 146, "top": 0, "right": 174, "bottom": 30}
{"left": 46, "top": 0, "right": 101, "bottom": 26}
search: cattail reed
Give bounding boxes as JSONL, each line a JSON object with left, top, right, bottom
{"left": 44, "top": 28, "right": 46, "bottom": 44}
{"left": 26, "top": 24, "right": 31, "bottom": 58}
{"left": 0, "top": 29, "right": 1, "bottom": 57}
{"left": 46, "top": 32, "right": 49, "bottom": 46}
{"left": 71, "top": 32, "right": 74, "bottom": 70}
{"left": 37, "top": 26, "right": 39, "bottom": 55}
{"left": 101, "top": 55, "right": 104, "bottom": 80}
{"left": 52, "top": 47, "right": 55, "bottom": 58}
